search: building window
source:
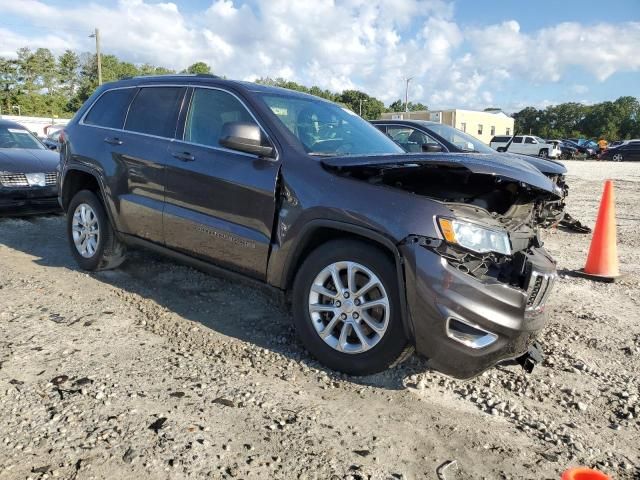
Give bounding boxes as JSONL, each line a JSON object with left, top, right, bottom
{"left": 478, "top": 124, "right": 483, "bottom": 135}
{"left": 506, "top": 128, "right": 511, "bottom": 135}
{"left": 490, "top": 126, "right": 495, "bottom": 136}
{"left": 461, "top": 122, "right": 466, "bottom": 133}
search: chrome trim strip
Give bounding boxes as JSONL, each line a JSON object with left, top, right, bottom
{"left": 445, "top": 317, "right": 498, "bottom": 349}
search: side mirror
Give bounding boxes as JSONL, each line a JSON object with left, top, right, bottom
{"left": 219, "top": 122, "right": 274, "bottom": 158}
{"left": 422, "top": 144, "right": 443, "bottom": 153}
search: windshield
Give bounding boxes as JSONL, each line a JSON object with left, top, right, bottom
{"left": 259, "top": 94, "right": 403, "bottom": 157}
{"left": 0, "top": 125, "right": 45, "bottom": 150}
{"left": 423, "top": 122, "right": 494, "bottom": 153}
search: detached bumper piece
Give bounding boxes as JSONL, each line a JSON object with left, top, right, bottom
{"left": 516, "top": 342, "right": 544, "bottom": 374}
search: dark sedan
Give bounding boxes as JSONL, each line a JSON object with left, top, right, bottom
{"left": 371, "top": 119, "right": 568, "bottom": 227}
{"left": 0, "top": 119, "right": 61, "bottom": 215}
{"left": 600, "top": 141, "right": 640, "bottom": 161}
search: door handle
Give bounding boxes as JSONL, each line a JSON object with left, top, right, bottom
{"left": 104, "top": 137, "right": 123, "bottom": 146}
{"left": 172, "top": 151, "right": 195, "bottom": 162}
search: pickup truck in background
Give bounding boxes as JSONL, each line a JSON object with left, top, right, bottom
{"left": 490, "top": 135, "right": 562, "bottom": 159}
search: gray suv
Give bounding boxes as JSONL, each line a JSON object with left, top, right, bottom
{"left": 58, "top": 75, "right": 558, "bottom": 378}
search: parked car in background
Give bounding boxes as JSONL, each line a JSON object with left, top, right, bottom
{"left": 546, "top": 140, "right": 577, "bottom": 160}
{"left": 41, "top": 127, "right": 64, "bottom": 151}
{"left": 372, "top": 120, "right": 568, "bottom": 227}
{"left": 599, "top": 141, "right": 640, "bottom": 161}
{"left": 562, "top": 139, "right": 597, "bottom": 158}
{"left": 0, "top": 119, "right": 61, "bottom": 215}
{"left": 490, "top": 135, "right": 562, "bottom": 159}
{"left": 59, "top": 75, "right": 560, "bottom": 379}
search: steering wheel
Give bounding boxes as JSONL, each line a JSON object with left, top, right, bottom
{"left": 335, "top": 143, "right": 354, "bottom": 155}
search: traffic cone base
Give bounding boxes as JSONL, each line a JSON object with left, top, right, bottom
{"left": 575, "top": 268, "right": 624, "bottom": 283}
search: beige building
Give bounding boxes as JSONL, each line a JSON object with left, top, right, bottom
{"left": 380, "top": 109, "right": 514, "bottom": 145}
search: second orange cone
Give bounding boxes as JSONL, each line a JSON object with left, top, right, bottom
{"left": 577, "top": 180, "right": 622, "bottom": 282}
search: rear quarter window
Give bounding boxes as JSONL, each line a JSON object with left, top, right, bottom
{"left": 84, "top": 88, "right": 136, "bottom": 129}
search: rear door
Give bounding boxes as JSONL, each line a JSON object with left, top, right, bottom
{"left": 163, "top": 87, "right": 280, "bottom": 279}
{"left": 115, "top": 86, "right": 187, "bottom": 242}
{"left": 509, "top": 136, "right": 524, "bottom": 154}
{"left": 624, "top": 142, "right": 640, "bottom": 161}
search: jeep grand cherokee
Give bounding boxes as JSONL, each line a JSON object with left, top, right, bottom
{"left": 59, "top": 75, "right": 558, "bottom": 378}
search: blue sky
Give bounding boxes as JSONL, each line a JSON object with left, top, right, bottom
{"left": 0, "top": 0, "right": 638, "bottom": 111}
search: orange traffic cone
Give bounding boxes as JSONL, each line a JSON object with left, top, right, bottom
{"left": 577, "top": 180, "right": 623, "bottom": 282}
{"left": 561, "top": 467, "right": 610, "bottom": 480}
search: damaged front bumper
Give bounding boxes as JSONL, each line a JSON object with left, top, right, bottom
{"left": 401, "top": 241, "right": 556, "bottom": 379}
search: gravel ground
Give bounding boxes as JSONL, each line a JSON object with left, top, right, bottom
{"left": 0, "top": 161, "right": 638, "bottom": 480}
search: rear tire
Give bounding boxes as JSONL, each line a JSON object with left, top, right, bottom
{"left": 67, "top": 190, "right": 126, "bottom": 271}
{"left": 292, "top": 239, "right": 409, "bottom": 375}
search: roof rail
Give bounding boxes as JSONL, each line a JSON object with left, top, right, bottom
{"left": 124, "top": 73, "right": 222, "bottom": 80}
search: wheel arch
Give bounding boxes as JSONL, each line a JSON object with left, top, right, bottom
{"left": 61, "top": 167, "right": 119, "bottom": 231}
{"left": 279, "top": 220, "right": 414, "bottom": 341}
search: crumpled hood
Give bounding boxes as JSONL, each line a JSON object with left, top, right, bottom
{"left": 322, "top": 152, "right": 563, "bottom": 198}
{"left": 0, "top": 148, "right": 60, "bottom": 174}
{"left": 503, "top": 152, "right": 567, "bottom": 176}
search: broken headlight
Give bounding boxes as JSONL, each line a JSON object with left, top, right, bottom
{"left": 437, "top": 217, "right": 512, "bottom": 256}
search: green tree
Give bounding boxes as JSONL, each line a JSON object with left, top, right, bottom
{"left": 57, "top": 50, "right": 80, "bottom": 99}
{"left": 337, "top": 90, "right": 385, "bottom": 119}
{"left": 183, "top": 62, "right": 211, "bottom": 75}
{"left": 386, "top": 99, "right": 427, "bottom": 112}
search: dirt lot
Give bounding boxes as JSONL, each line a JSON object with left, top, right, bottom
{"left": 1, "top": 161, "right": 639, "bottom": 480}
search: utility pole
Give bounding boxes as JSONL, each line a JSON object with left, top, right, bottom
{"left": 89, "top": 28, "right": 102, "bottom": 86}
{"left": 404, "top": 77, "right": 413, "bottom": 112}
{"left": 359, "top": 98, "right": 367, "bottom": 117}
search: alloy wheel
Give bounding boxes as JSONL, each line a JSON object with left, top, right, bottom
{"left": 72, "top": 203, "right": 100, "bottom": 258}
{"left": 308, "top": 261, "right": 389, "bottom": 354}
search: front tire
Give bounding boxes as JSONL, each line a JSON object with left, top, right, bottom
{"left": 612, "top": 153, "right": 623, "bottom": 162}
{"left": 292, "top": 239, "right": 409, "bottom": 375}
{"left": 538, "top": 149, "right": 549, "bottom": 158}
{"left": 67, "top": 190, "right": 126, "bottom": 271}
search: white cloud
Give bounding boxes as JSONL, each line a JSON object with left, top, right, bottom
{"left": 0, "top": 0, "right": 638, "bottom": 110}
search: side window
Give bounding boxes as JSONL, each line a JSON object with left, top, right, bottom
{"left": 184, "top": 88, "right": 257, "bottom": 148}
{"left": 525, "top": 137, "right": 535, "bottom": 144}
{"left": 512, "top": 136, "right": 523, "bottom": 143}
{"left": 477, "top": 124, "right": 483, "bottom": 135}
{"left": 125, "top": 87, "right": 185, "bottom": 138}
{"left": 84, "top": 88, "right": 136, "bottom": 129}
{"left": 387, "top": 126, "right": 439, "bottom": 153}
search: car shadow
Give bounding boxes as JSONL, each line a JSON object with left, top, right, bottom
{"left": 0, "top": 215, "right": 430, "bottom": 390}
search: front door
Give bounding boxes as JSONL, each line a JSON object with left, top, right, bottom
{"left": 163, "top": 87, "right": 280, "bottom": 279}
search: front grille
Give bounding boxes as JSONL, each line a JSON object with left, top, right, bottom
{"left": 0, "top": 173, "right": 28, "bottom": 187}
{"left": 526, "top": 271, "right": 556, "bottom": 311}
{"left": 0, "top": 172, "right": 57, "bottom": 187}
{"left": 45, "top": 172, "right": 57, "bottom": 185}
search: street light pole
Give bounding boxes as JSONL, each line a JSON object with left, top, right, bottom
{"left": 89, "top": 28, "right": 102, "bottom": 86}
{"left": 359, "top": 98, "right": 368, "bottom": 117}
{"left": 404, "top": 77, "right": 413, "bottom": 112}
